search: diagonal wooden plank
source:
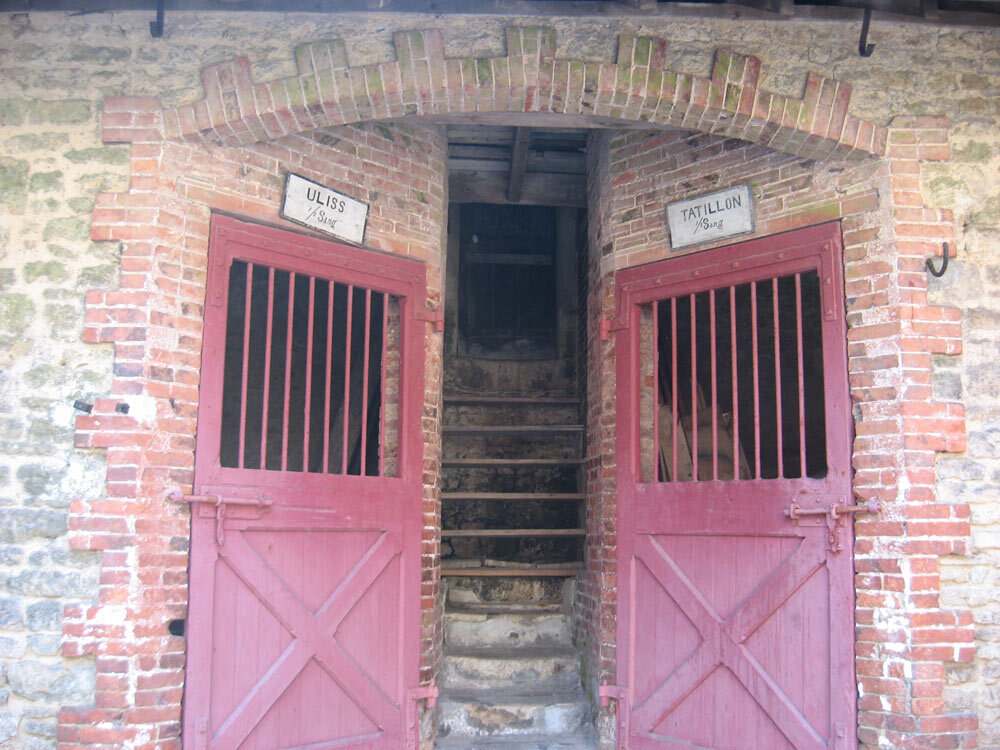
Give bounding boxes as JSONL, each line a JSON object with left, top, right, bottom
{"left": 638, "top": 534, "right": 722, "bottom": 636}
{"left": 630, "top": 640, "right": 722, "bottom": 734}
{"left": 723, "top": 639, "right": 827, "bottom": 749}
{"left": 725, "top": 538, "right": 826, "bottom": 644}
{"left": 213, "top": 532, "right": 398, "bottom": 748}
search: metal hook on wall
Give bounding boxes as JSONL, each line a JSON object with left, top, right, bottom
{"left": 926, "top": 242, "right": 951, "bottom": 278}
{"left": 150, "top": 0, "right": 165, "bottom": 38}
{"left": 858, "top": 8, "right": 875, "bottom": 57}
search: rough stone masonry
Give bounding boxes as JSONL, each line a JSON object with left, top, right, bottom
{"left": 0, "top": 9, "right": 998, "bottom": 750}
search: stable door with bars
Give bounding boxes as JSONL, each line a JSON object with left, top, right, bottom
{"left": 183, "top": 215, "right": 428, "bottom": 750}
{"left": 612, "top": 223, "right": 858, "bottom": 749}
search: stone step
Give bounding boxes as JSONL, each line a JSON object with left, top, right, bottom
{"left": 447, "top": 579, "right": 571, "bottom": 607}
{"left": 435, "top": 731, "right": 597, "bottom": 749}
{"left": 443, "top": 433, "right": 583, "bottom": 461}
{"left": 437, "top": 691, "right": 591, "bottom": 739}
{"left": 442, "top": 646, "right": 581, "bottom": 692}
{"left": 446, "top": 609, "right": 573, "bottom": 649}
{"left": 443, "top": 399, "right": 581, "bottom": 427}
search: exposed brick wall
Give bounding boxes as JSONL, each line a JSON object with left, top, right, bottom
{"left": 59, "top": 95, "right": 447, "bottom": 748}
{"left": 582, "top": 120, "right": 974, "bottom": 747}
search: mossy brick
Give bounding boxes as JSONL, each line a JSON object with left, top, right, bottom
{"left": 0, "top": 270, "right": 13, "bottom": 292}
{"left": 42, "top": 217, "right": 89, "bottom": 242}
{"left": 77, "top": 264, "right": 118, "bottom": 290}
{"left": 44, "top": 303, "right": 79, "bottom": 337}
{"left": 0, "top": 294, "right": 35, "bottom": 334}
{"left": 76, "top": 172, "right": 128, "bottom": 193}
{"left": 16, "top": 464, "right": 68, "bottom": 498}
{"left": 63, "top": 147, "right": 129, "bottom": 165}
{"left": 66, "top": 44, "right": 130, "bottom": 64}
{"left": 0, "top": 100, "right": 26, "bottom": 127}
{"left": 28, "top": 172, "right": 63, "bottom": 194}
{"left": 67, "top": 197, "right": 94, "bottom": 213}
{"left": 634, "top": 37, "right": 652, "bottom": 67}
{"left": 30, "top": 198, "right": 60, "bottom": 214}
{"left": 4, "top": 133, "right": 69, "bottom": 153}
{"left": 43, "top": 289, "right": 76, "bottom": 301}
{"left": 23, "top": 261, "right": 68, "bottom": 284}
{"left": 0, "top": 158, "right": 29, "bottom": 213}
{"left": 954, "top": 141, "right": 992, "bottom": 162}
{"left": 969, "top": 196, "right": 1000, "bottom": 227}
{"left": 476, "top": 59, "right": 492, "bottom": 87}
{"left": 26, "top": 100, "right": 91, "bottom": 125}
{"left": 928, "top": 175, "right": 967, "bottom": 206}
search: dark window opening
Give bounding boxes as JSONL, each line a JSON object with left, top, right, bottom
{"left": 219, "top": 259, "right": 397, "bottom": 476}
{"left": 650, "top": 269, "right": 828, "bottom": 482}
{"left": 458, "top": 203, "right": 558, "bottom": 358}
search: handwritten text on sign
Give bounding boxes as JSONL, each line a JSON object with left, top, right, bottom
{"left": 666, "top": 184, "right": 754, "bottom": 250}
{"left": 280, "top": 173, "right": 368, "bottom": 245}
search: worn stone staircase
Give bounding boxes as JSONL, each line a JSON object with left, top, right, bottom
{"left": 436, "top": 582, "right": 596, "bottom": 749}
{"left": 436, "top": 389, "right": 595, "bottom": 748}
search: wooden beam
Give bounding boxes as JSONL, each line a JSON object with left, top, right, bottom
{"left": 450, "top": 171, "right": 586, "bottom": 207}
{"left": 507, "top": 127, "right": 531, "bottom": 203}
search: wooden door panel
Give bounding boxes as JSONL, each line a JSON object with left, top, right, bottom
{"left": 615, "top": 224, "right": 855, "bottom": 750}
{"left": 185, "top": 215, "right": 427, "bottom": 750}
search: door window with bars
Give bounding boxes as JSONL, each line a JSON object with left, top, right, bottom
{"left": 639, "top": 270, "right": 829, "bottom": 483}
{"left": 218, "top": 260, "right": 400, "bottom": 477}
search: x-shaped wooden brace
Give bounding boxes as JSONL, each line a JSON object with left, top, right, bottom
{"left": 211, "top": 530, "right": 400, "bottom": 750}
{"left": 631, "top": 534, "right": 828, "bottom": 749}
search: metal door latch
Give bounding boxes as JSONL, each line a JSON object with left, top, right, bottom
{"left": 405, "top": 681, "right": 439, "bottom": 750}
{"left": 785, "top": 499, "right": 880, "bottom": 552}
{"left": 598, "top": 682, "right": 626, "bottom": 707}
{"left": 166, "top": 489, "right": 273, "bottom": 546}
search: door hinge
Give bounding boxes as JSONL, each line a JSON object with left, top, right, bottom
{"left": 405, "top": 681, "right": 438, "bottom": 750}
{"left": 598, "top": 681, "right": 626, "bottom": 707}
{"left": 414, "top": 307, "right": 445, "bottom": 332}
{"left": 166, "top": 489, "right": 273, "bottom": 546}
{"left": 600, "top": 316, "right": 626, "bottom": 341}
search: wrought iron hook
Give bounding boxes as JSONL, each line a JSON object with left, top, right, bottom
{"left": 926, "top": 242, "right": 951, "bottom": 278}
{"left": 150, "top": 0, "right": 165, "bottom": 38}
{"left": 858, "top": 9, "right": 875, "bottom": 57}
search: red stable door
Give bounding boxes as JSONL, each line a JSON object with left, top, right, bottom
{"left": 182, "top": 215, "right": 429, "bottom": 750}
{"left": 612, "top": 223, "right": 859, "bottom": 749}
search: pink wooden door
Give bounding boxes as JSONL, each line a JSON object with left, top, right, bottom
{"left": 183, "top": 215, "right": 427, "bottom": 749}
{"left": 613, "top": 223, "right": 857, "bottom": 749}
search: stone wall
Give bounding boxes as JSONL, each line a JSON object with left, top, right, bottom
{"left": 0, "top": 8, "right": 997, "bottom": 749}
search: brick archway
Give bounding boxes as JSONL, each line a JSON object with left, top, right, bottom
{"left": 63, "top": 25, "right": 975, "bottom": 749}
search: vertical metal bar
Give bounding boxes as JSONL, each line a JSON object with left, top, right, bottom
{"left": 341, "top": 285, "right": 355, "bottom": 474}
{"left": 652, "top": 301, "right": 660, "bottom": 482}
{"left": 772, "top": 277, "right": 784, "bottom": 478}
{"left": 237, "top": 263, "right": 253, "bottom": 469}
{"left": 795, "top": 273, "right": 807, "bottom": 478}
{"left": 323, "top": 281, "right": 335, "bottom": 474}
{"left": 671, "top": 297, "right": 678, "bottom": 481}
{"left": 281, "top": 273, "right": 296, "bottom": 472}
{"left": 378, "top": 293, "right": 389, "bottom": 477}
{"left": 359, "top": 288, "right": 372, "bottom": 476}
{"left": 259, "top": 267, "right": 275, "bottom": 469}
{"left": 690, "top": 293, "right": 698, "bottom": 482}
{"left": 751, "top": 281, "right": 761, "bottom": 479}
{"left": 710, "top": 288, "right": 718, "bottom": 481}
{"left": 303, "top": 276, "right": 316, "bottom": 472}
{"left": 730, "top": 285, "right": 739, "bottom": 480}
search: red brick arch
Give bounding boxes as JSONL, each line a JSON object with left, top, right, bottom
{"left": 62, "top": 24, "right": 977, "bottom": 750}
{"left": 103, "top": 28, "right": 888, "bottom": 162}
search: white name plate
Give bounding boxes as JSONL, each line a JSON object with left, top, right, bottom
{"left": 280, "top": 173, "right": 368, "bottom": 245}
{"left": 666, "top": 184, "right": 754, "bottom": 250}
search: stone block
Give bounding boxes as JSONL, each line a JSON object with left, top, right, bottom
{"left": 0, "top": 598, "right": 22, "bottom": 628}
{"left": 25, "top": 601, "right": 61, "bottom": 632}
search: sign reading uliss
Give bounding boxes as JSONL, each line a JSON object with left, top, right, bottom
{"left": 666, "top": 184, "right": 754, "bottom": 251}
{"left": 280, "top": 173, "right": 368, "bottom": 245}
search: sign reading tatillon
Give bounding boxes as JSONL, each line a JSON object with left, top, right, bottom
{"left": 280, "top": 173, "right": 369, "bottom": 245}
{"left": 666, "top": 184, "right": 754, "bottom": 250}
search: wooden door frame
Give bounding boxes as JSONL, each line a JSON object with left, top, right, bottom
{"left": 611, "top": 222, "right": 856, "bottom": 747}
{"left": 183, "top": 213, "right": 430, "bottom": 749}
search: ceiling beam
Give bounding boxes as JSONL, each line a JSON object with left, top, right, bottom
{"left": 451, "top": 171, "right": 587, "bottom": 207}
{"left": 507, "top": 128, "right": 531, "bottom": 203}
